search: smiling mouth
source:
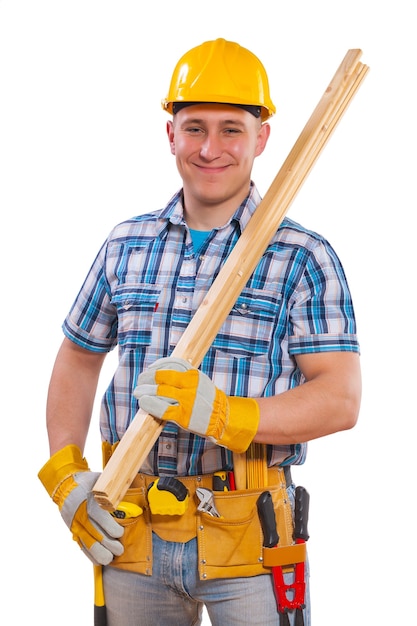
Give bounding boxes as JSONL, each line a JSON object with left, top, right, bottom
{"left": 195, "top": 163, "right": 231, "bottom": 173}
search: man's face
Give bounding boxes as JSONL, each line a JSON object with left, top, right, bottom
{"left": 166, "top": 104, "right": 270, "bottom": 215}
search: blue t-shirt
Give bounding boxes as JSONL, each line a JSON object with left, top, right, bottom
{"left": 189, "top": 228, "right": 211, "bottom": 255}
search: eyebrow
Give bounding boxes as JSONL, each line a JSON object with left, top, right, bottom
{"left": 180, "top": 117, "right": 247, "bottom": 127}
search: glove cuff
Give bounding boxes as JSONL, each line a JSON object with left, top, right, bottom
{"left": 38, "top": 444, "right": 89, "bottom": 497}
{"left": 217, "top": 396, "right": 260, "bottom": 453}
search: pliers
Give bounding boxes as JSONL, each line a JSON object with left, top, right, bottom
{"left": 257, "top": 487, "right": 310, "bottom": 626}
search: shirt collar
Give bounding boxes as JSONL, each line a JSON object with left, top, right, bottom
{"left": 155, "top": 182, "right": 262, "bottom": 238}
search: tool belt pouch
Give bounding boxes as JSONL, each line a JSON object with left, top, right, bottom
{"left": 197, "top": 471, "right": 294, "bottom": 580}
{"left": 102, "top": 442, "right": 153, "bottom": 576}
{"left": 108, "top": 485, "right": 153, "bottom": 576}
{"left": 102, "top": 443, "right": 298, "bottom": 579}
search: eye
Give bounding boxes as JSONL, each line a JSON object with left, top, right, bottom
{"left": 223, "top": 127, "right": 242, "bottom": 135}
{"left": 184, "top": 126, "right": 204, "bottom": 135}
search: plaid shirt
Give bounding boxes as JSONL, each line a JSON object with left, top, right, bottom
{"left": 63, "top": 183, "right": 360, "bottom": 476}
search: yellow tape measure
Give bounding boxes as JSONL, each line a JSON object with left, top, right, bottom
{"left": 148, "top": 477, "right": 189, "bottom": 515}
{"left": 111, "top": 501, "right": 143, "bottom": 519}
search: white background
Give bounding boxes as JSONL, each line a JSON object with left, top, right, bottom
{"left": 0, "top": 1, "right": 415, "bottom": 624}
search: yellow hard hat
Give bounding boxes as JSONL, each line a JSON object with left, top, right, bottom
{"left": 162, "top": 38, "right": 276, "bottom": 121}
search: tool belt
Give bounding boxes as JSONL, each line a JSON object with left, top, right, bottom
{"left": 102, "top": 442, "right": 304, "bottom": 580}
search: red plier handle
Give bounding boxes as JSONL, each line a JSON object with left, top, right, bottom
{"left": 271, "top": 540, "right": 306, "bottom": 611}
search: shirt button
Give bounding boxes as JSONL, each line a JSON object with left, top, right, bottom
{"left": 182, "top": 297, "right": 188, "bottom": 303}
{"left": 166, "top": 443, "right": 172, "bottom": 450}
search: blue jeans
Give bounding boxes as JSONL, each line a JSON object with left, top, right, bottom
{"left": 103, "top": 533, "right": 310, "bottom": 625}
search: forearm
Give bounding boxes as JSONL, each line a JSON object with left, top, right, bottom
{"left": 255, "top": 377, "right": 360, "bottom": 444}
{"left": 46, "top": 381, "right": 92, "bottom": 455}
{"left": 46, "top": 338, "right": 106, "bottom": 455}
{"left": 134, "top": 352, "right": 361, "bottom": 454}
{"left": 254, "top": 352, "right": 362, "bottom": 445}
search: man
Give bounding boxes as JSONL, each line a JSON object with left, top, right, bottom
{"left": 39, "top": 38, "right": 361, "bottom": 625}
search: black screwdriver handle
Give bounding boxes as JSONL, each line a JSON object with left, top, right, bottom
{"left": 294, "top": 486, "right": 310, "bottom": 542}
{"left": 257, "top": 491, "right": 279, "bottom": 548}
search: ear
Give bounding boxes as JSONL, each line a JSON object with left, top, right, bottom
{"left": 166, "top": 120, "right": 175, "bottom": 155}
{"left": 255, "top": 123, "right": 271, "bottom": 157}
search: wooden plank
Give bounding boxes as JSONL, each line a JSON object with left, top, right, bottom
{"left": 93, "top": 50, "right": 369, "bottom": 510}
{"left": 232, "top": 451, "right": 248, "bottom": 491}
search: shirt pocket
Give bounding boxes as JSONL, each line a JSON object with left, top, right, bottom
{"left": 111, "top": 284, "right": 161, "bottom": 349}
{"left": 212, "top": 287, "right": 283, "bottom": 358}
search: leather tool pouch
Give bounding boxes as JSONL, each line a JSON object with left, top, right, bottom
{"left": 102, "top": 443, "right": 297, "bottom": 579}
{"left": 103, "top": 443, "right": 153, "bottom": 576}
{"left": 196, "top": 470, "right": 293, "bottom": 580}
{"left": 108, "top": 484, "right": 153, "bottom": 575}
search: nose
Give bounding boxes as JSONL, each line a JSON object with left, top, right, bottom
{"left": 199, "top": 132, "right": 222, "bottom": 161}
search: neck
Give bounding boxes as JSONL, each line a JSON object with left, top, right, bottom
{"left": 182, "top": 187, "right": 249, "bottom": 230}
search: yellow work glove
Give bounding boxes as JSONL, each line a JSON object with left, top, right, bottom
{"left": 134, "top": 357, "right": 260, "bottom": 453}
{"left": 38, "top": 444, "right": 124, "bottom": 565}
